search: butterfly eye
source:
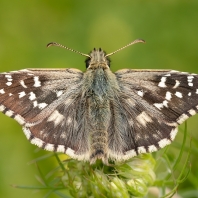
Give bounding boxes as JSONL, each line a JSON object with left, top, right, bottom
{"left": 85, "top": 56, "right": 91, "bottom": 68}
{"left": 106, "top": 56, "right": 111, "bottom": 67}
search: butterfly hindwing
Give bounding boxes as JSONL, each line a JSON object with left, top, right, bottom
{"left": 24, "top": 93, "right": 90, "bottom": 161}
{"left": 107, "top": 86, "right": 176, "bottom": 161}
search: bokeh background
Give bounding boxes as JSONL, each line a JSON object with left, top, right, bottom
{"left": 0, "top": 0, "right": 198, "bottom": 197}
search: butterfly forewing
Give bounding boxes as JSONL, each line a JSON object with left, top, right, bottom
{"left": 0, "top": 69, "right": 83, "bottom": 122}
{"left": 115, "top": 69, "right": 198, "bottom": 122}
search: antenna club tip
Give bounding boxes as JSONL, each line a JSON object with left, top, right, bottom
{"left": 46, "top": 42, "right": 57, "bottom": 48}
{"left": 134, "top": 39, "right": 146, "bottom": 44}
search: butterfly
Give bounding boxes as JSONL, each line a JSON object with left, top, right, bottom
{"left": 0, "top": 39, "right": 197, "bottom": 164}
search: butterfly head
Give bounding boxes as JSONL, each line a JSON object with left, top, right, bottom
{"left": 85, "top": 48, "right": 111, "bottom": 69}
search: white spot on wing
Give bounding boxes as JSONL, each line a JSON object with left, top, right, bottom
{"left": 5, "top": 110, "right": 14, "bottom": 117}
{"left": 153, "top": 100, "right": 168, "bottom": 110}
{"left": 165, "top": 91, "right": 172, "bottom": 101}
{"left": 170, "top": 128, "right": 178, "bottom": 141}
{"left": 5, "top": 74, "right": 12, "bottom": 79}
{"left": 177, "top": 113, "right": 189, "bottom": 124}
{"left": 20, "top": 80, "right": 27, "bottom": 88}
{"left": 0, "top": 89, "right": 5, "bottom": 94}
{"left": 45, "top": 144, "right": 54, "bottom": 151}
{"left": 158, "top": 77, "right": 167, "bottom": 88}
{"left": 173, "top": 80, "right": 180, "bottom": 88}
{"left": 187, "top": 76, "right": 194, "bottom": 87}
{"left": 188, "top": 109, "right": 196, "bottom": 116}
{"left": 33, "top": 101, "right": 38, "bottom": 107}
{"left": 29, "top": 92, "right": 36, "bottom": 100}
{"left": 38, "top": 103, "right": 47, "bottom": 109}
{"left": 187, "top": 76, "right": 194, "bottom": 80}
{"left": 47, "top": 110, "right": 65, "bottom": 126}
{"left": 136, "top": 111, "right": 152, "bottom": 127}
{"left": 65, "top": 148, "right": 89, "bottom": 161}
{"left": 148, "top": 145, "right": 157, "bottom": 152}
{"left": 137, "top": 90, "right": 144, "bottom": 97}
{"left": 57, "top": 145, "right": 65, "bottom": 152}
{"left": 23, "top": 127, "right": 31, "bottom": 139}
{"left": 32, "top": 101, "right": 47, "bottom": 109}
{"left": 31, "top": 137, "right": 44, "bottom": 147}
{"left": 6, "top": 82, "right": 12, "bottom": 86}
{"left": 0, "top": 105, "right": 5, "bottom": 111}
{"left": 162, "top": 100, "right": 168, "bottom": 107}
{"left": 125, "top": 149, "right": 137, "bottom": 159}
{"left": 14, "top": 114, "right": 25, "bottom": 125}
{"left": 138, "top": 146, "right": 146, "bottom": 154}
{"left": 175, "top": 91, "right": 183, "bottom": 98}
{"left": 154, "top": 103, "right": 164, "bottom": 110}
{"left": 188, "top": 92, "right": 192, "bottom": 96}
{"left": 33, "top": 76, "right": 41, "bottom": 87}
{"left": 188, "top": 82, "right": 193, "bottom": 87}
{"left": 18, "top": 91, "right": 26, "bottom": 98}
{"left": 66, "top": 147, "right": 75, "bottom": 156}
{"left": 158, "top": 138, "right": 171, "bottom": 148}
{"left": 56, "top": 90, "right": 63, "bottom": 97}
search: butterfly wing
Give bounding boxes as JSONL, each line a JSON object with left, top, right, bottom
{"left": 1, "top": 68, "right": 197, "bottom": 162}
{"left": 0, "top": 68, "right": 89, "bottom": 160}
{"left": 109, "top": 69, "right": 198, "bottom": 160}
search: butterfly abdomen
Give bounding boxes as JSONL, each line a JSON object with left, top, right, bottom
{"left": 88, "top": 96, "right": 111, "bottom": 164}
{"left": 90, "top": 129, "right": 108, "bottom": 164}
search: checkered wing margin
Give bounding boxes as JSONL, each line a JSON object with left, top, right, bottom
{"left": 110, "top": 69, "right": 198, "bottom": 160}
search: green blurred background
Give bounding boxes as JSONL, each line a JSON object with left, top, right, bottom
{"left": 0, "top": 0, "right": 198, "bottom": 197}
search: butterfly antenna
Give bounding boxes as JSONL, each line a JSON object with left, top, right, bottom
{"left": 105, "top": 39, "right": 145, "bottom": 57}
{"left": 47, "top": 42, "right": 91, "bottom": 58}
